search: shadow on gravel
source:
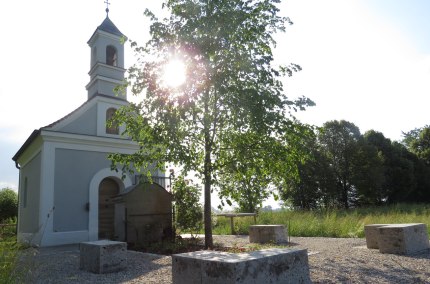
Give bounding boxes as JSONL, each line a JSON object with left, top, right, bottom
{"left": 17, "top": 245, "right": 171, "bottom": 284}
{"left": 312, "top": 249, "right": 430, "bottom": 284}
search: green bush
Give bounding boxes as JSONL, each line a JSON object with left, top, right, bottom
{"left": 0, "top": 189, "right": 18, "bottom": 223}
{"left": 173, "top": 177, "right": 203, "bottom": 236}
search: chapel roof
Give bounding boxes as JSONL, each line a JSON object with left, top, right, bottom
{"left": 12, "top": 94, "right": 127, "bottom": 162}
{"left": 95, "top": 16, "right": 124, "bottom": 37}
{"left": 12, "top": 129, "right": 40, "bottom": 163}
{"left": 42, "top": 95, "right": 94, "bottom": 129}
{"left": 42, "top": 93, "right": 125, "bottom": 129}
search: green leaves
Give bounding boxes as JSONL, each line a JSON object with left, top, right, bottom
{"left": 0, "top": 188, "right": 18, "bottom": 222}
{"left": 216, "top": 121, "right": 315, "bottom": 212}
{"left": 173, "top": 175, "right": 203, "bottom": 235}
{"left": 282, "top": 120, "right": 430, "bottom": 209}
{"left": 403, "top": 125, "right": 430, "bottom": 165}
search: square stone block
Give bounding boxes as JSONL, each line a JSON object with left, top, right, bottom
{"left": 80, "top": 240, "right": 127, "bottom": 274}
{"left": 172, "top": 248, "right": 311, "bottom": 284}
{"left": 364, "top": 224, "right": 388, "bottom": 249}
{"left": 377, "top": 223, "right": 430, "bottom": 255}
{"left": 249, "top": 225, "right": 287, "bottom": 244}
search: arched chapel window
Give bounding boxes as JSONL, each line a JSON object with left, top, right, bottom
{"left": 106, "top": 46, "right": 117, "bottom": 66}
{"left": 106, "top": 108, "right": 119, "bottom": 135}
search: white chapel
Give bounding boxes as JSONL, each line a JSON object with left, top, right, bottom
{"left": 12, "top": 11, "right": 148, "bottom": 247}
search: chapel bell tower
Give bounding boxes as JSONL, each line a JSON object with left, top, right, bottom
{"left": 86, "top": 8, "right": 127, "bottom": 101}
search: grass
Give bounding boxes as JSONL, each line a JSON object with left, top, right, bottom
{"left": 210, "top": 203, "right": 430, "bottom": 238}
{"left": 0, "top": 223, "right": 29, "bottom": 284}
{"left": 0, "top": 224, "right": 22, "bottom": 284}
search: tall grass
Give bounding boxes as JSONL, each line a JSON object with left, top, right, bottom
{"left": 0, "top": 224, "right": 28, "bottom": 284}
{"left": 0, "top": 225, "right": 17, "bottom": 283}
{"left": 211, "top": 203, "right": 430, "bottom": 238}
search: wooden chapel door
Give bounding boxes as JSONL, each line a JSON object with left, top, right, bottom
{"left": 98, "top": 178, "right": 119, "bottom": 239}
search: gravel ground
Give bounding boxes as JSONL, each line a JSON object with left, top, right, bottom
{"left": 18, "top": 236, "right": 430, "bottom": 283}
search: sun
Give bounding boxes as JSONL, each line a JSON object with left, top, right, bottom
{"left": 161, "top": 59, "right": 186, "bottom": 88}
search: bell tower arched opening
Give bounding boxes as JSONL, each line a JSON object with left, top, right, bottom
{"left": 106, "top": 45, "right": 117, "bottom": 66}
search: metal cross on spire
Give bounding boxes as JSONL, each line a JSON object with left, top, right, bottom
{"left": 104, "top": 0, "right": 111, "bottom": 16}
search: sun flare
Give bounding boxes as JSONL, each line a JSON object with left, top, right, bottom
{"left": 161, "top": 59, "right": 186, "bottom": 88}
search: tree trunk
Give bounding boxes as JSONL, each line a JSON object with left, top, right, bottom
{"left": 342, "top": 182, "right": 349, "bottom": 209}
{"left": 203, "top": 95, "right": 213, "bottom": 249}
{"left": 204, "top": 166, "right": 213, "bottom": 249}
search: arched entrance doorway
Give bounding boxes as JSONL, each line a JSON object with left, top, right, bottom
{"left": 98, "top": 177, "right": 119, "bottom": 239}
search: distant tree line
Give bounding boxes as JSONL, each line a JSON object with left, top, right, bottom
{"left": 219, "top": 120, "right": 430, "bottom": 212}
{"left": 280, "top": 120, "right": 430, "bottom": 209}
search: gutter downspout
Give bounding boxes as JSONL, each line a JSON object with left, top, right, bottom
{"left": 15, "top": 161, "right": 20, "bottom": 238}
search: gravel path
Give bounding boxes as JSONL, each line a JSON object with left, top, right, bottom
{"left": 292, "top": 237, "right": 429, "bottom": 283}
{"left": 18, "top": 236, "right": 430, "bottom": 283}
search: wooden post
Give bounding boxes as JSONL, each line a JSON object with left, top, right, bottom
{"left": 216, "top": 213, "right": 258, "bottom": 235}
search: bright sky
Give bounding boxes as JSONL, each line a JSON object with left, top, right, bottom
{"left": 1, "top": 1, "right": 429, "bottom": 209}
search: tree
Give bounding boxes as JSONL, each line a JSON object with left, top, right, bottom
{"left": 315, "top": 121, "right": 386, "bottom": 208}
{"left": 364, "top": 131, "right": 416, "bottom": 203}
{"left": 352, "top": 138, "right": 385, "bottom": 206}
{"left": 217, "top": 123, "right": 313, "bottom": 213}
{"left": 282, "top": 125, "right": 387, "bottom": 209}
{"left": 217, "top": 163, "right": 272, "bottom": 213}
{"left": 403, "top": 125, "right": 430, "bottom": 165}
{"left": 0, "top": 188, "right": 18, "bottom": 222}
{"left": 318, "top": 120, "right": 362, "bottom": 208}
{"left": 401, "top": 126, "right": 430, "bottom": 202}
{"left": 280, "top": 127, "right": 337, "bottom": 209}
{"left": 281, "top": 150, "right": 323, "bottom": 210}
{"left": 110, "top": 0, "right": 313, "bottom": 248}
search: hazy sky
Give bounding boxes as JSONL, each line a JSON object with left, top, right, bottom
{"left": 1, "top": 0, "right": 429, "bottom": 203}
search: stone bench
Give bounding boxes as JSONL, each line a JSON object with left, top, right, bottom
{"left": 172, "top": 248, "right": 310, "bottom": 284}
{"left": 377, "top": 223, "right": 430, "bottom": 255}
{"left": 249, "top": 225, "right": 287, "bottom": 244}
{"left": 80, "top": 240, "right": 127, "bottom": 274}
{"left": 364, "top": 224, "right": 387, "bottom": 249}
